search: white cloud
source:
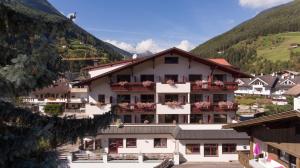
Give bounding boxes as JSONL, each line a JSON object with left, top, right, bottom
{"left": 239, "top": 0, "right": 293, "bottom": 9}
{"left": 105, "top": 39, "right": 194, "bottom": 53}
{"left": 135, "top": 39, "right": 162, "bottom": 53}
{"left": 176, "top": 40, "right": 195, "bottom": 51}
{"left": 105, "top": 40, "right": 136, "bottom": 53}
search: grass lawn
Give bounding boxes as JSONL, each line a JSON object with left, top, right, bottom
{"left": 257, "top": 32, "right": 300, "bottom": 62}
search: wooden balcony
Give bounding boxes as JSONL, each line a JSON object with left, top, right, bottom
{"left": 111, "top": 82, "right": 155, "bottom": 92}
{"left": 191, "top": 102, "right": 238, "bottom": 112}
{"left": 191, "top": 103, "right": 212, "bottom": 113}
{"left": 213, "top": 102, "right": 238, "bottom": 112}
{"left": 117, "top": 103, "right": 156, "bottom": 113}
{"left": 191, "top": 82, "right": 238, "bottom": 91}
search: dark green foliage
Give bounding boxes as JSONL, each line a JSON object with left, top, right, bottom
{"left": 0, "top": 101, "right": 116, "bottom": 168}
{"left": 264, "top": 104, "right": 293, "bottom": 115}
{"left": 191, "top": 0, "right": 300, "bottom": 73}
{"left": 44, "top": 104, "right": 63, "bottom": 116}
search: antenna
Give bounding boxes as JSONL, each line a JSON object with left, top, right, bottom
{"left": 67, "top": 12, "right": 77, "bottom": 22}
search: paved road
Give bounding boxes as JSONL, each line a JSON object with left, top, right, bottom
{"left": 173, "top": 162, "right": 243, "bottom": 168}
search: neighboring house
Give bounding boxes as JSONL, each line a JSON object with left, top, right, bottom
{"left": 235, "top": 72, "right": 300, "bottom": 105}
{"left": 69, "top": 47, "right": 252, "bottom": 165}
{"left": 235, "top": 75, "right": 278, "bottom": 96}
{"left": 23, "top": 78, "right": 88, "bottom": 114}
{"left": 224, "top": 111, "right": 300, "bottom": 168}
{"left": 284, "top": 84, "right": 300, "bottom": 110}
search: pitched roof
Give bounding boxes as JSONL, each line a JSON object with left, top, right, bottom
{"left": 174, "top": 129, "right": 249, "bottom": 140}
{"left": 97, "top": 125, "right": 249, "bottom": 140}
{"left": 223, "top": 111, "right": 300, "bottom": 129}
{"left": 98, "top": 125, "right": 176, "bottom": 134}
{"left": 76, "top": 48, "right": 252, "bottom": 86}
{"left": 208, "top": 58, "right": 232, "bottom": 66}
{"left": 33, "top": 80, "right": 70, "bottom": 94}
{"left": 284, "top": 84, "right": 300, "bottom": 96}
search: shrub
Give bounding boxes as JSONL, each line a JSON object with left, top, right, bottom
{"left": 44, "top": 104, "right": 63, "bottom": 116}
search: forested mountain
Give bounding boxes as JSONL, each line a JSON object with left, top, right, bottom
{"left": 191, "top": 0, "right": 300, "bottom": 74}
{"left": 0, "top": 0, "right": 131, "bottom": 73}
{"left": 0, "top": 1, "right": 117, "bottom": 167}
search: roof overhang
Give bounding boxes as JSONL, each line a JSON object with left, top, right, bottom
{"left": 223, "top": 111, "right": 300, "bottom": 130}
{"left": 75, "top": 47, "right": 253, "bottom": 86}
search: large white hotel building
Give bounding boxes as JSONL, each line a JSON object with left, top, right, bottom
{"left": 67, "top": 48, "right": 252, "bottom": 166}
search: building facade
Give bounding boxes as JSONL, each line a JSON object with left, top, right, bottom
{"left": 69, "top": 48, "right": 251, "bottom": 165}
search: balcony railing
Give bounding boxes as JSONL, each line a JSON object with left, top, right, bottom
{"left": 191, "top": 82, "right": 238, "bottom": 91}
{"left": 213, "top": 102, "right": 238, "bottom": 111}
{"left": 108, "top": 153, "right": 139, "bottom": 161}
{"left": 191, "top": 102, "right": 238, "bottom": 112}
{"left": 117, "top": 103, "right": 156, "bottom": 112}
{"left": 111, "top": 82, "right": 155, "bottom": 92}
{"left": 191, "top": 102, "right": 212, "bottom": 113}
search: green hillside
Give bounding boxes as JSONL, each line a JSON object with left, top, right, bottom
{"left": 191, "top": 0, "right": 300, "bottom": 74}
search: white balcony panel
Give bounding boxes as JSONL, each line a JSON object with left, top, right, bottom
{"left": 85, "top": 104, "right": 111, "bottom": 115}
{"left": 156, "top": 82, "right": 191, "bottom": 93}
{"left": 68, "top": 98, "right": 87, "bottom": 103}
{"left": 156, "top": 104, "right": 191, "bottom": 114}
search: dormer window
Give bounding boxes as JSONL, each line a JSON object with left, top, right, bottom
{"left": 165, "top": 57, "right": 178, "bottom": 64}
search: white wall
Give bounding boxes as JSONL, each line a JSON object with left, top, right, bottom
{"left": 179, "top": 139, "right": 249, "bottom": 162}
{"left": 294, "top": 96, "right": 300, "bottom": 110}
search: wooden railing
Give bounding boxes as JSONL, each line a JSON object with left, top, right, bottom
{"left": 111, "top": 82, "right": 155, "bottom": 92}
{"left": 191, "top": 82, "right": 238, "bottom": 91}
{"left": 191, "top": 102, "right": 238, "bottom": 112}
{"left": 117, "top": 103, "right": 156, "bottom": 112}
{"left": 238, "top": 151, "right": 251, "bottom": 168}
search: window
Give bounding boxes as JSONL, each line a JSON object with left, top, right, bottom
{"left": 165, "top": 94, "right": 179, "bottom": 102}
{"left": 213, "top": 94, "right": 227, "bottom": 103}
{"left": 141, "top": 115, "right": 154, "bottom": 123}
{"left": 165, "top": 75, "right": 178, "bottom": 82}
{"left": 126, "top": 138, "right": 137, "bottom": 148}
{"left": 190, "top": 114, "right": 203, "bottom": 124}
{"left": 213, "top": 74, "right": 226, "bottom": 82}
{"left": 164, "top": 115, "right": 178, "bottom": 123}
{"left": 189, "top": 75, "right": 202, "bottom": 82}
{"left": 204, "top": 144, "right": 218, "bottom": 157}
{"left": 98, "top": 95, "right": 105, "bottom": 103}
{"left": 214, "top": 114, "right": 227, "bottom": 124}
{"left": 222, "top": 144, "right": 237, "bottom": 154}
{"left": 117, "top": 75, "right": 131, "bottom": 82}
{"left": 141, "top": 75, "right": 154, "bottom": 82}
{"left": 165, "top": 57, "right": 178, "bottom": 64}
{"left": 141, "top": 94, "right": 154, "bottom": 103}
{"left": 295, "top": 125, "right": 300, "bottom": 135}
{"left": 154, "top": 138, "right": 167, "bottom": 148}
{"left": 117, "top": 95, "right": 131, "bottom": 103}
{"left": 123, "top": 115, "right": 132, "bottom": 123}
{"left": 186, "top": 144, "right": 200, "bottom": 154}
{"left": 190, "top": 94, "right": 203, "bottom": 103}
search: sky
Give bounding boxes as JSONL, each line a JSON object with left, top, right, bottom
{"left": 49, "top": 0, "right": 293, "bottom": 53}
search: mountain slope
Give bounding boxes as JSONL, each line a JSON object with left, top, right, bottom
{"left": 0, "top": 0, "right": 131, "bottom": 72}
{"left": 191, "top": 0, "right": 300, "bottom": 74}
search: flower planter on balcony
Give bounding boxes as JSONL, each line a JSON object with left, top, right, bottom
{"left": 117, "top": 103, "right": 156, "bottom": 113}
{"left": 111, "top": 82, "right": 155, "bottom": 92}
{"left": 191, "top": 102, "right": 212, "bottom": 113}
{"left": 213, "top": 102, "right": 238, "bottom": 111}
{"left": 134, "top": 102, "right": 156, "bottom": 112}
{"left": 191, "top": 82, "right": 238, "bottom": 91}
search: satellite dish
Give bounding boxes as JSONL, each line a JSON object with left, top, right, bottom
{"left": 132, "top": 54, "right": 138, "bottom": 59}
{"left": 67, "top": 12, "right": 76, "bottom": 22}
